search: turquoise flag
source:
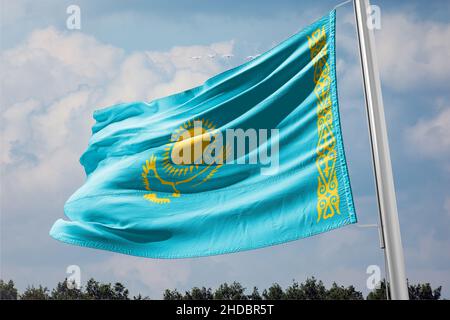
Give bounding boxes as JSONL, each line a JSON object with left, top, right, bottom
{"left": 50, "top": 10, "right": 356, "bottom": 258}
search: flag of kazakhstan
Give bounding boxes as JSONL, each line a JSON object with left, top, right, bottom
{"left": 50, "top": 10, "right": 356, "bottom": 258}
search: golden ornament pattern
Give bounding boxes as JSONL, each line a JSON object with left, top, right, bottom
{"left": 308, "top": 26, "right": 340, "bottom": 222}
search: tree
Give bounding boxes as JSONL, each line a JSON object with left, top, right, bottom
{"left": 1, "top": 277, "right": 444, "bottom": 300}
{"left": 51, "top": 279, "right": 84, "bottom": 300}
{"left": 84, "top": 278, "right": 129, "bottom": 300}
{"left": 184, "top": 287, "right": 213, "bottom": 300}
{"left": 262, "top": 283, "right": 285, "bottom": 300}
{"left": 408, "top": 282, "right": 441, "bottom": 300}
{"left": 301, "top": 277, "right": 327, "bottom": 300}
{"left": 20, "top": 285, "right": 50, "bottom": 300}
{"left": 163, "top": 289, "right": 183, "bottom": 300}
{"left": 326, "top": 283, "right": 363, "bottom": 300}
{"left": 366, "top": 279, "right": 390, "bottom": 300}
{"left": 247, "top": 286, "right": 262, "bottom": 300}
{"left": 112, "top": 282, "right": 130, "bottom": 300}
{"left": 0, "top": 280, "right": 18, "bottom": 300}
{"left": 213, "top": 282, "right": 247, "bottom": 300}
{"left": 284, "top": 281, "right": 303, "bottom": 300}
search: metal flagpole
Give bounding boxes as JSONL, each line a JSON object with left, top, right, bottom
{"left": 352, "top": 0, "right": 409, "bottom": 300}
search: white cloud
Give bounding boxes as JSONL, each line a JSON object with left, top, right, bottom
{"left": 377, "top": 14, "right": 450, "bottom": 91}
{"left": 2, "top": 13, "right": 449, "bottom": 299}
{"left": 25, "top": 27, "right": 123, "bottom": 79}
{"left": 0, "top": 27, "right": 124, "bottom": 108}
{"left": 0, "top": 27, "right": 234, "bottom": 293}
{"left": 406, "top": 107, "right": 450, "bottom": 158}
{"left": 99, "top": 42, "right": 234, "bottom": 105}
{"left": 0, "top": 26, "right": 233, "bottom": 178}
{"left": 1, "top": 99, "right": 38, "bottom": 164}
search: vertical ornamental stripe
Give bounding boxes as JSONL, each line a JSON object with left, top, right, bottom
{"left": 307, "top": 24, "right": 340, "bottom": 222}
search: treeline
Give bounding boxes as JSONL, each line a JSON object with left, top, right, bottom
{"left": 0, "top": 277, "right": 442, "bottom": 300}
{"left": 164, "top": 278, "right": 442, "bottom": 300}
{"left": 0, "top": 278, "right": 138, "bottom": 300}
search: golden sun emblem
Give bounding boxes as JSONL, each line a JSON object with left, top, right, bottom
{"left": 141, "top": 119, "right": 227, "bottom": 204}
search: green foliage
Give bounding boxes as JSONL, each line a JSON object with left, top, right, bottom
{"left": 184, "top": 287, "right": 213, "bottom": 300}
{"left": 84, "top": 278, "right": 129, "bottom": 300}
{"left": 366, "top": 279, "right": 389, "bottom": 300}
{"left": 408, "top": 282, "right": 441, "bottom": 300}
{"left": 262, "top": 283, "right": 285, "bottom": 300}
{"left": 213, "top": 282, "right": 247, "bottom": 300}
{"left": 164, "top": 284, "right": 263, "bottom": 300}
{"left": 366, "top": 279, "right": 442, "bottom": 300}
{"left": 50, "top": 278, "right": 130, "bottom": 300}
{"left": 20, "top": 285, "right": 50, "bottom": 300}
{"left": 288, "top": 277, "right": 326, "bottom": 300}
{"left": 133, "top": 293, "right": 150, "bottom": 300}
{"left": 284, "top": 281, "right": 302, "bottom": 299}
{"left": 51, "top": 279, "right": 84, "bottom": 300}
{"left": 247, "top": 286, "right": 262, "bottom": 300}
{"left": 0, "top": 280, "right": 18, "bottom": 300}
{"left": 0, "top": 277, "right": 444, "bottom": 300}
{"left": 164, "top": 288, "right": 183, "bottom": 300}
{"left": 327, "top": 283, "right": 364, "bottom": 300}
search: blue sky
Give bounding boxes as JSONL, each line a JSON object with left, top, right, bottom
{"left": 1, "top": 0, "right": 449, "bottom": 298}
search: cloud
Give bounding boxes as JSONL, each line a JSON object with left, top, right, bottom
{"left": 99, "top": 41, "right": 233, "bottom": 105}
{"left": 0, "top": 26, "right": 233, "bottom": 170}
{"left": 377, "top": 14, "right": 450, "bottom": 91}
{"left": 2, "top": 8, "right": 450, "bottom": 299}
{"left": 0, "top": 28, "right": 123, "bottom": 109}
{"left": 0, "top": 27, "right": 234, "bottom": 289}
{"left": 405, "top": 107, "right": 450, "bottom": 159}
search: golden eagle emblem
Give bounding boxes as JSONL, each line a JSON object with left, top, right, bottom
{"left": 141, "top": 119, "right": 227, "bottom": 204}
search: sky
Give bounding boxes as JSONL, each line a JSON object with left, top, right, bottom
{"left": 1, "top": 0, "right": 449, "bottom": 298}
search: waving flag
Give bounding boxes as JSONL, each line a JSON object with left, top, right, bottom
{"left": 50, "top": 10, "right": 356, "bottom": 258}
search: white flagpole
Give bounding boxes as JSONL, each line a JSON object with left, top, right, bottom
{"left": 352, "top": 0, "right": 409, "bottom": 300}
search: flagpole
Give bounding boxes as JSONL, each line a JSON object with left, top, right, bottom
{"left": 352, "top": 0, "right": 409, "bottom": 300}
